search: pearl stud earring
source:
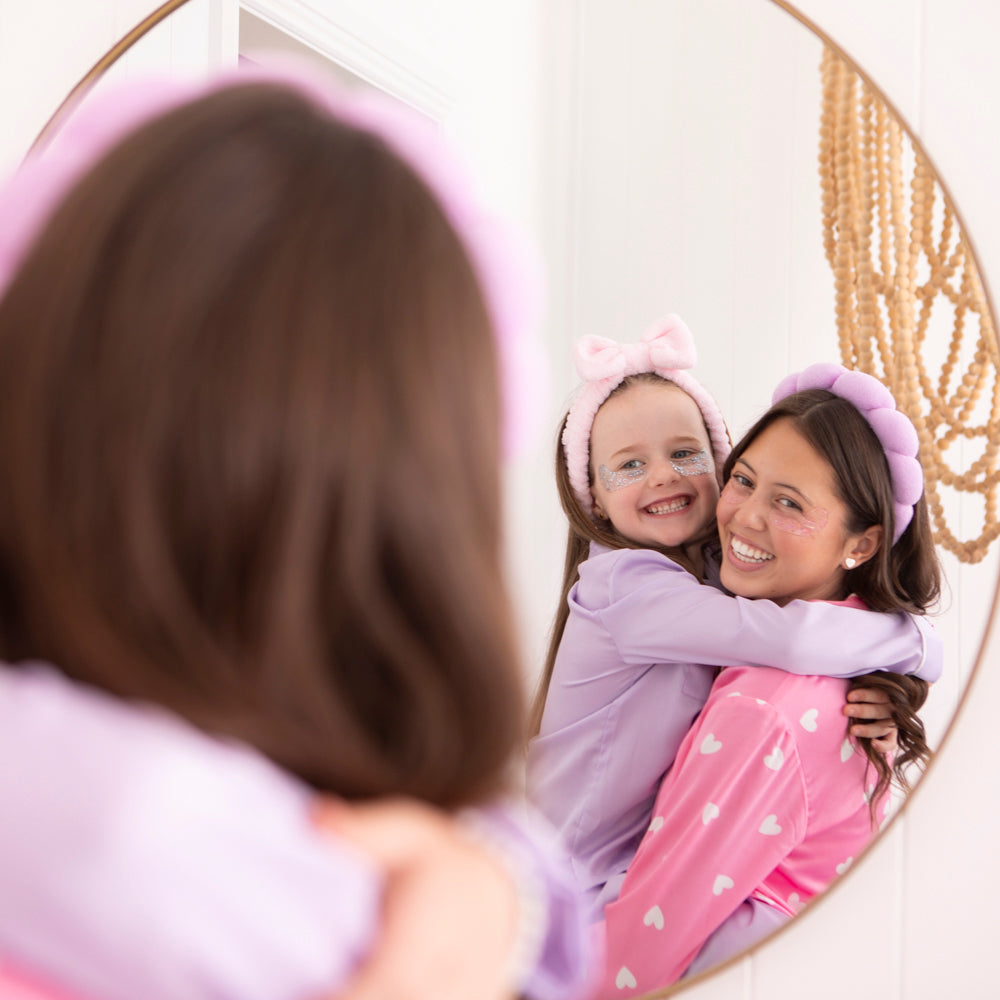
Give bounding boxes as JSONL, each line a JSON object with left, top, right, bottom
{"left": 844, "top": 557, "right": 857, "bottom": 569}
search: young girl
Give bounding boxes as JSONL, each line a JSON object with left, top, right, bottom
{"left": 0, "top": 66, "right": 587, "bottom": 1000}
{"left": 595, "top": 363, "right": 937, "bottom": 996}
{"left": 526, "top": 322, "right": 940, "bottom": 917}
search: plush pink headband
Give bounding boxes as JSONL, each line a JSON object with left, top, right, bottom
{"left": 0, "top": 60, "right": 542, "bottom": 457}
{"left": 772, "top": 363, "right": 923, "bottom": 544}
{"left": 562, "top": 315, "right": 732, "bottom": 517}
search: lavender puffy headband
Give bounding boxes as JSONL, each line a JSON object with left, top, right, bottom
{"left": 562, "top": 316, "right": 732, "bottom": 517}
{"left": 772, "top": 363, "right": 923, "bottom": 544}
{"left": 0, "top": 60, "right": 542, "bottom": 456}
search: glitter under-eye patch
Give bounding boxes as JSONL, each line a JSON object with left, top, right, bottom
{"left": 598, "top": 464, "right": 645, "bottom": 491}
{"left": 670, "top": 450, "right": 713, "bottom": 477}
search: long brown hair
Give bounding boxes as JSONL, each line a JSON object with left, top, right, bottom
{"left": 529, "top": 374, "right": 719, "bottom": 735}
{"left": 726, "top": 389, "right": 941, "bottom": 811}
{"left": 0, "top": 82, "right": 524, "bottom": 808}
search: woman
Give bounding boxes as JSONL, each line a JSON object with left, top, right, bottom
{"left": 0, "top": 66, "right": 586, "bottom": 1000}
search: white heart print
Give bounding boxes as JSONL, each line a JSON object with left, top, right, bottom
{"left": 763, "top": 746, "right": 784, "bottom": 770}
{"left": 643, "top": 905, "right": 665, "bottom": 930}
{"left": 615, "top": 966, "right": 637, "bottom": 990}
{"left": 702, "top": 802, "right": 720, "bottom": 825}
{"left": 836, "top": 857, "right": 853, "bottom": 875}
{"left": 700, "top": 733, "right": 722, "bottom": 755}
{"left": 648, "top": 815, "right": 664, "bottom": 833}
{"left": 840, "top": 738, "right": 854, "bottom": 763}
{"left": 799, "top": 708, "right": 819, "bottom": 732}
{"left": 759, "top": 814, "right": 782, "bottom": 836}
{"left": 788, "top": 893, "right": 801, "bottom": 910}
{"left": 712, "top": 874, "right": 735, "bottom": 895}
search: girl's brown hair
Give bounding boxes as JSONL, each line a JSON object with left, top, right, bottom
{"left": 725, "top": 389, "right": 941, "bottom": 811}
{"left": 529, "top": 374, "right": 718, "bottom": 734}
{"left": 0, "top": 83, "right": 524, "bottom": 808}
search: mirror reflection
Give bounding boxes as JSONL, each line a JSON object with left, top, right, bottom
{"left": 21, "top": 2, "right": 999, "bottom": 999}
{"left": 524, "top": 0, "right": 997, "bottom": 994}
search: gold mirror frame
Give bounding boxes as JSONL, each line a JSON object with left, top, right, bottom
{"left": 29, "top": 0, "right": 191, "bottom": 155}
{"left": 27, "top": 1, "right": 1000, "bottom": 996}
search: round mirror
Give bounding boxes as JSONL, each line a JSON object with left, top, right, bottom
{"left": 21, "top": 1, "right": 999, "bottom": 996}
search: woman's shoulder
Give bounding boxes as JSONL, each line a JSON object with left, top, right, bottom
{"left": 711, "top": 666, "right": 849, "bottom": 740}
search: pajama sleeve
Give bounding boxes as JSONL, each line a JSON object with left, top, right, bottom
{"left": 581, "top": 548, "right": 941, "bottom": 681}
{"left": 462, "top": 801, "right": 593, "bottom": 1000}
{"left": 0, "top": 664, "right": 381, "bottom": 1000}
{"left": 0, "top": 664, "right": 591, "bottom": 1000}
{"left": 593, "top": 694, "right": 807, "bottom": 999}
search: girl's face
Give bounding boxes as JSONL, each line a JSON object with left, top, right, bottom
{"left": 589, "top": 381, "right": 720, "bottom": 550}
{"left": 717, "top": 418, "right": 880, "bottom": 605}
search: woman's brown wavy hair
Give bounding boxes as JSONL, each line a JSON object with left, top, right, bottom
{"left": 726, "top": 389, "right": 941, "bottom": 815}
{"left": 0, "top": 82, "right": 524, "bottom": 808}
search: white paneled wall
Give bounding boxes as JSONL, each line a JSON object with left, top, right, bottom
{"left": 542, "top": 0, "right": 997, "bottom": 741}
{"left": 3, "top": 1, "right": 1000, "bottom": 998}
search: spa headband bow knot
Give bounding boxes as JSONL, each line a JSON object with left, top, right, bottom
{"left": 574, "top": 321, "right": 697, "bottom": 383}
{"left": 562, "top": 315, "right": 731, "bottom": 518}
{"left": 772, "top": 362, "right": 924, "bottom": 544}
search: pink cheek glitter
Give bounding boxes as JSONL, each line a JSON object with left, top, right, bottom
{"left": 771, "top": 506, "right": 829, "bottom": 536}
{"left": 719, "top": 479, "right": 829, "bottom": 535}
{"left": 720, "top": 479, "right": 750, "bottom": 504}
{"left": 598, "top": 464, "right": 646, "bottom": 492}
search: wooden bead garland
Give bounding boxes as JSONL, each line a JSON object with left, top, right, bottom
{"left": 819, "top": 47, "right": 999, "bottom": 564}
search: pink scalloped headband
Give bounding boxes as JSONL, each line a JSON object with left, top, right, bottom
{"left": 0, "top": 60, "right": 542, "bottom": 457}
{"left": 562, "top": 316, "right": 732, "bottom": 518}
{"left": 772, "top": 363, "right": 923, "bottom": 544}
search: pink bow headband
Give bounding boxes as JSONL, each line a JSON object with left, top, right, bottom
{"left": 772, "top": 363, "right": 924, "bottom": 544}
{"left": 562, "top": 316, "right": 732, "bottom": 517}
{"left": 0, "top": 60, "right": 542, "bottom": 457}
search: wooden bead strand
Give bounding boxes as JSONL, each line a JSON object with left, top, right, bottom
{"left": 819, "top": 47, "right": 1000, "bottom": 564}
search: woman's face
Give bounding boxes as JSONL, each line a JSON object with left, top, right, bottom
{"left": 589, "top": 380, "right": 720, "bottom": 550}
{"left": 717, "top": 418, "right": 877, "bottom": 605}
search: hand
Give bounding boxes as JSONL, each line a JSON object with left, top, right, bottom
{"left": 312, "top": 796, "right": 520, "bottom": 1000}
{"left": 844, "top": 686, "right": 898, "bottom": 754}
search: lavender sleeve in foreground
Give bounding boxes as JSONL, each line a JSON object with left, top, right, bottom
{"left": 0, "top": 662, "right": 380, "bottom": 1000}
{"left": 464, "top": 799, "right": 593, "bottom": 1000}
{"left": 592, "top": 548, "right": 941, "bottom": 682}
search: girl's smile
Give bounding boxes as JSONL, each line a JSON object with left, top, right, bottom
{"left": 643, "top": 493, "right": 695, "bottom": 516}
{"left": 589, "top": 381, "right": 720, "bottom": 551}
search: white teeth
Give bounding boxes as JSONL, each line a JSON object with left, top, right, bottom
{"left": 731, "top": 538, "right": 773, "bottom": 563}
{"left": 645, "top": 497, "right": 690, "bottom": 515}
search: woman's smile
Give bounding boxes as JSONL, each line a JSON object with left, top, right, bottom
{"left": 726, "top": 533, "right": 774, "bottom": 567}
{"left": 717, "top": 419, "right": 862, "bottom": 605}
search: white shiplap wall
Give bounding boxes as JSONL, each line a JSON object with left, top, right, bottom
{"left": 3, "top": 1, "right": 999, "bottom": 998}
